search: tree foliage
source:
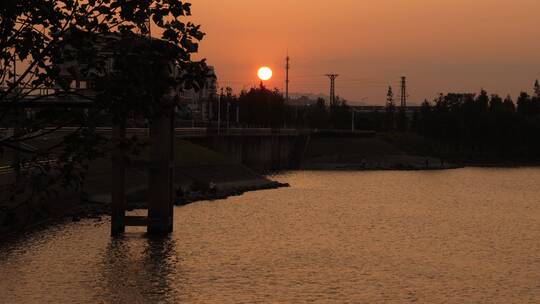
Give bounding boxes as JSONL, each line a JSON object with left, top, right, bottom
{"left": 238, "top": 84, "right": 286, "bottom": 128}
{"left": 411, "top": 84, "right": 540, "bottom": 161}
{"left": 0, "top": 0, "right": 207, "bottom": 208}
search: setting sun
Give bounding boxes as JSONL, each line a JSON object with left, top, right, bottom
{"left": 257, "top": 66, "right": 273, "bottom": 81}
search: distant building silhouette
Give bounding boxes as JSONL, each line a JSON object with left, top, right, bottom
{"left": 179, "top": 66, "right": 217, "bottom": 121}
{"left": 53, "top": 30, "right": 218, "bottom": 122}
{"left": 354, "top": 105, "right": 420, "bottom": 116}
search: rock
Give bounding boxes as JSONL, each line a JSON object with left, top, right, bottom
{"left": 87, "top": 194, "right": 111, "bottom": 204}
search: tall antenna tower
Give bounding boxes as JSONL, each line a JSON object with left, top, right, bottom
{"left": 285, "top": 54, "right": 290, "bottom": 103}
{"left": 400, "top": 76, "right": 407, "bottom": 108}
{"left": 326, "top": 74, "right": 339, "bottom": 105}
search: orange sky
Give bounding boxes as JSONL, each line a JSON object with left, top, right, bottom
{"left": 190, "top": 0, "right": 540, "bottom": 104}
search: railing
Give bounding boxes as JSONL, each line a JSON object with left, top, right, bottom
{"left": 26, "top": 127, "right": 307, "bottom": 137}
{"left": 0, "top": 159, "right": 57, "bottom": 175}
{"left": 2, "top": 127, "right": 369, "bottom": 139}
{"left": 175, "top": 127, "right": 308, "bottom": 138}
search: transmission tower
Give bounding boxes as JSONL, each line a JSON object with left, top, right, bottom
{"left": 326, "top": 74, "right": 339, "bottom": 105}
{"left": 400, "top": 76, "right": 407, "bottom": 108}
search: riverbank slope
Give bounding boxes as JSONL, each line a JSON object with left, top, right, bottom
{"left": 0, "top": 139, "right": 285, "bottom": 238}
{"left": 302, "top": 133, "right": 459, "bottom": 170}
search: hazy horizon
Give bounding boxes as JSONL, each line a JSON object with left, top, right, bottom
{"left": 191, "top": 0, "right": 540, "bottom": 105}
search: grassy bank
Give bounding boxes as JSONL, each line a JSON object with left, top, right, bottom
{"left": 381, "top": 132, "right": 540, "bottom": 167}
{"left": 302, "top": 133, "right": 459, "bottom": 170}
{"left": 302, "top": 131, "right": 540, "bottom": 170}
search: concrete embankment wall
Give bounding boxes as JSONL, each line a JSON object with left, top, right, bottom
{"left": 186, "top": 131, "right": 388, "bottom": 171}
{"left": 188, "top": 134, "right": 309, "bottom": 171}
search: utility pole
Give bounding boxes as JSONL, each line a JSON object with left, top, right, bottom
{"left": 218, "top": 87, "right": 224, "bottom": 134}
{"left": 285, "top": 55, "right": 292, "bottom": 128}
{"left": 400, "top": 76, "right": 407, "bottom": 108}
{"left": 326, "top": 74, "right": 339, "bottom": 105}
{"left": 226, "top": 98, "right": 230, "bottom": 131}
{"left": 351, "top": 110, "right": 355, "bottom": 132}
{"left": 236, "top": 102, "right": 240, "bottom": 126}
{"left": 225, "top": 87, "right": 232, "bottom": 130}
{"left": 285, "top": 54, "right": 290, "bottom": 103}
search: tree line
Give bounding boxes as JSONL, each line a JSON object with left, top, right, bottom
{"left": 352, "top": 81, "right": 540, "bottom": 161}
{"left": 199, "top": 84, "right": 353, "bottom": 129}
{"left": 409, "top": 82, "right": 540, "bottom": 161}
{"left": 217, "top": 81, "right": 540, "bottom": 161}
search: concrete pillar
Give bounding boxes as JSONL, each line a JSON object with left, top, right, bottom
{"left": 111, "top": 121, "right": 126, "bottom": 235}
{"left": 147, "top": 106, "right": 174, "bottom": 234}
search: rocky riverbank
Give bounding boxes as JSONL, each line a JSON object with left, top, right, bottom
{"left": 0, "top": 163, "right": 288, "bottom": 240}
{"left": 301, "top": 154, "right": 461, "bottom": 171}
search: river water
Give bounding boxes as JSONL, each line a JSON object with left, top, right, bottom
{"left": 1, "top": 168, "right": 540, "bottom": 303}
